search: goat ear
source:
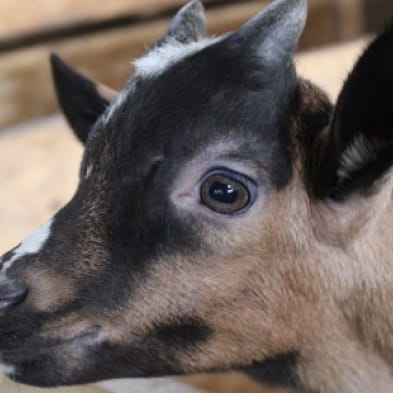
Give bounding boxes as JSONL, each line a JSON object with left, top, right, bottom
{"left": 308, "top": 26, "right": 393, "bottom": 201}
{"left": 50, "top": 54, "right": 117, "bottom": 144}
{"left": 156, "top": 0, "right": 206, "bottom": 45}
{"left": 238, "top": 0, "right": 307, "bottom": 67}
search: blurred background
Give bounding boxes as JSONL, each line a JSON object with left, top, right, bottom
{"left": 0, "top": 1, "right": 392, "bottom": 393}
{"left": 0, "top": 0, "right": 392, "bottom": 130}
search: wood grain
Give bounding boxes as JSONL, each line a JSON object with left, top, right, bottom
{"left": 0, "top": 0, "right": 193, "bottom": 39}
{"left": 0, "top": 0, "right": 339, "bottom": 129}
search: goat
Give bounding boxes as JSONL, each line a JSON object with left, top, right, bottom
{"left": 1, "top": 0, "right": 393, "bottom": 392}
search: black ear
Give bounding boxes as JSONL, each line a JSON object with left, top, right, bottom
{"left": 154, "top": 0, "right": 206, "bottom": 47}
{"left": 308, "top": 25, "right": 393, "bottom": 201}
{"left": 50, "top": 54, "right": 117, "bottom": 144}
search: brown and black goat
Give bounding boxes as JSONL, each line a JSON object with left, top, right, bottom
{"left": 1, "top": 0, "right": 393, "bottom": 392}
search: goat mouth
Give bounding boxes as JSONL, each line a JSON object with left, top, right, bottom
{"left": 59, "top": 325, "right": 101, "bottom": 346}
{"left": 1, "top": 325, "right": 102, "bottom": 387}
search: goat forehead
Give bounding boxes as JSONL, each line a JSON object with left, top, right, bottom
{"left": 104, "top": 36, "right": 293, "bottom": 130}
{"left": 87, "top": 40, "right": 298, "bottom": 190}
{"left": 107, "top": 67, "right": 292, "bottom": 148}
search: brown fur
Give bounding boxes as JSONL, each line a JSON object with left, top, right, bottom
{"left": 179, "top": 373, "right": 289, "bottom": 393}
{"left": 22, "top": 267, "right": 76, "bottom": 312}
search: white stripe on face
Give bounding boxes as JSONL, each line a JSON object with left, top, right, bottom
{"left": 2, "top": 218, "right": 54, "bottom": 274}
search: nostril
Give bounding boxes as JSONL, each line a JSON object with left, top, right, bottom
{"left": 0, "top": 281, "right": 28, "bottom": 311}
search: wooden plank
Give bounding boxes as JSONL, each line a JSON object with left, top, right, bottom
{"left": 0, "top": 0, "right": 190, "bottom": 39}
{"left": 364, "top": 0, "right": 393, "bottom": 32}
{"left": 0, "top": 0, "right": 339, "bottom": 49}
{"left": 0, "top": 0, "right": 336, "bottom": 129}
{"left": 0, "top": 0, "right": 353, "bottom": 42}
{"left": 334, "top": 0, "right": 365, "bottom": 40}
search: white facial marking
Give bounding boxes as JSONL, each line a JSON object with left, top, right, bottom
{"left": 2, "top": 218, "right": 54, "bottom": 274}
{"left": 85, "top": 164, "right": 93, "bottom": 179}
{"left": 0, "top": 362, "right": 15, "bottom": 376}
{"left": 133, "top": 37, "right": 223, "bottom": 78}
{"left": 98, "top": 378, "right": 207, "bottom": 393}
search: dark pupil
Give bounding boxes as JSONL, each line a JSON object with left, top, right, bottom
{"left": 209, "top": 181, "right": 238, "bottom": 204}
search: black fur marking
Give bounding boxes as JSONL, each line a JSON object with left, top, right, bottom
{"left": 244, "top": 352, "right": 300, "bottom": 390}
{"left": 50, "top": 54, "right": 110, "bottom": 144}
{"left": 148, "top": 317, "right": 211, "bottom": 350}
{"left": 8, "top": 318, "right": 210, "bottom": 387}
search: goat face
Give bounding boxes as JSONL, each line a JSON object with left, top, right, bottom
{"left": 2, "top": 0, "right": 393, "bottom": 391}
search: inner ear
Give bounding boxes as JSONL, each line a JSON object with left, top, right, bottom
{"left": 50, "top": 54, "right": 118, "bottom": 144}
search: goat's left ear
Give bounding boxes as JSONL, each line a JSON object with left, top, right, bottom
{"left": 308, "top": 26, "right": 393, "bottom": 201}
{"left": 50, "top": 54, "right": 117, "bottom": 144}
{"left": 238, "top": 0, "right": 307, "bottom": 67}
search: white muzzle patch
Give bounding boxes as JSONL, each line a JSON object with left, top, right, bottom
{"left": 0, "top": 361, "right": 15, "bottom": 377}
{"left": 1, "top": 218, "right": 54, "bottom": 274}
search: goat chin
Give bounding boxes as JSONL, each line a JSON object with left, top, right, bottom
{"left": 0, "top": 373, "right": 268, "bottom": 393}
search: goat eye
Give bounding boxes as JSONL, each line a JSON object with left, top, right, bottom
{"left": 199, "top": 170, "right": 255, "bottom": 214}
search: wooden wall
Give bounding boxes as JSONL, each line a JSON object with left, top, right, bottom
{"left": 364, "top": 0, "right": 393, "bottom": 31}
{"left": 0, "top": 0, "right": 391, "bottom": 130}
